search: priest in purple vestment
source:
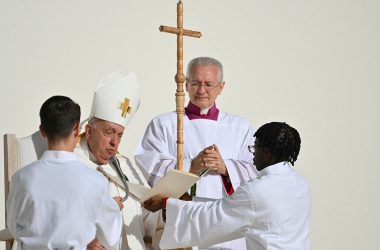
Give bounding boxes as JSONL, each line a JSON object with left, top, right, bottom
{"left": 134, "top": 56, "right": 258, "bottom": 250}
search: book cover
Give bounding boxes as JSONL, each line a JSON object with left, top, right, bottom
{"left": 140, "top": 169, "right": 200, "bottom": 202}
{"left": 102, "top": 169, "right": 202, "bottom": 202}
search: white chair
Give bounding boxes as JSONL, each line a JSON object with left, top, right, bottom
{"left": 1, "top": 132, "right": 47, "bottom": 250}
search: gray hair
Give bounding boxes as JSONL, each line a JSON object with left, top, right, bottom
{"left": 186, "top": 57, "right": 224, "bottom": 82}
{"left": 88, "top": 117, "right": 101, "bottom": 127}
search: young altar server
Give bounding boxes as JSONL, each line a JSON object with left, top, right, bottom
{"left": 6, "top": 96, "right": 122, "bottom": 250}
{"left": 143, "top": 122, "right": 311, "bottom": 250}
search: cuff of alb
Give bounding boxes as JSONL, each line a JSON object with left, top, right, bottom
{"left": 162, "top": 197, "right": 169, "bottom": 209}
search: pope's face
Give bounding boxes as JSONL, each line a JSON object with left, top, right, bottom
{"left": 186, "top": 64, "right": 225, "bottom": 109}
{"left": 85, "top": 120, "right": 124, "bottom": 165}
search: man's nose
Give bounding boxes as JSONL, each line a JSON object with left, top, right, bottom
{"left": 110, "top": 134, "right": 120, "bottom": 146}
{"left": 197, "top": 84, "right": 207, "bottom": 93}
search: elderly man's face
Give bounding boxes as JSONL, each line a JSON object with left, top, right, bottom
{"left": 85, "top": 120, "right": 124, "bottom": 165}
{"left": 186, "top": 64, "right": 225, "bottom": 109}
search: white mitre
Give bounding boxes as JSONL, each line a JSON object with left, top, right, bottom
{"left": 85, "top": 70, "right": 141, "bottom": 128}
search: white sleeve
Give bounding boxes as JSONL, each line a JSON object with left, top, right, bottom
{"left": 224, "top": 125, "right": 259, "bottom": 189}
{"left": 134, "top": 117, "right": 177, "bottom": 187}
{"left": 94, "top": 190, "right": 122, "bottom": 249}
{"left": 159, "top": 185, "right": 253, "bottom": 249}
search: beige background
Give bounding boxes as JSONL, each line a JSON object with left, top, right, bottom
{"left": 0, "top": 0, "right": 379, "bottom": 249}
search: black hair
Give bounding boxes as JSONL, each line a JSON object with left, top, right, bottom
{"left": 39, "top": 95, "right": 81, "bottom": 141}
{"left": 254, "top": 122, "right": 301, "bottom": 166}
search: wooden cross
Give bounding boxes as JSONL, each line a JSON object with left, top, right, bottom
{"left": 159, "top": 0, "right": 202, "bottom": 171}
{"left": 117, "top": 98, "right": 132, "bottom": 118}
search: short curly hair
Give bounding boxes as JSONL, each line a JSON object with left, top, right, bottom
{"left": 254, "top": 122, "right": 301, "bottom": 166}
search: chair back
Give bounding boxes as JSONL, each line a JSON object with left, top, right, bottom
{"left": 2, "top": 132, "right": 47, "bottom": 250}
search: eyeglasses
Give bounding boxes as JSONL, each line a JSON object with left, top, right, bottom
{"left": 248, "top": 145, "right": 255, "bottom": 153}
{"left": 187, "top": 80, "right": 221, "bottom": 91}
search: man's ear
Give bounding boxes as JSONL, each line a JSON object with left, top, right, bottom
{"left": 73, "top": 122, "right": 80, "bottom": 137}
{"left": 263, "top": 147, "right": 272, "bottom": 161}
{"left": 39, "top": 125, "right": 47, "bottom": 138}
{"left": 85, "top": 124, "right": 92, "bottom": 140}
{"left": 217, "top": 81, "right": 225, "bottom": 95}
{"left": 220, "top": 81, "right": 225, "bottom": 89}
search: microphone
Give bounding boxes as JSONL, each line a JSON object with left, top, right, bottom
{"left": 109, "top": 156, "right": 129, "bottom": 202}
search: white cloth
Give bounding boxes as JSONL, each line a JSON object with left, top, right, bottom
{"left": 160, "top": 162, "right": 311, "bottom": 250}
{"left": 135, "top": 111, "right": 258, "bottom": 249}
{"left": 6, "top": 150, "right": 122, "bottom": 250}
{"left": 75, "top": 136, "right": 161, "bottom": 250}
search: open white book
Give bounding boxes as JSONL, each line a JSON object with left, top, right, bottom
{"left": 104, "top": 169, "right": 202, "bottom": 202}
{"left": 140, "top": 169, "right": 200, "bottom": 202}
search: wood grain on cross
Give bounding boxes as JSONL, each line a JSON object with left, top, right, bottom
{"left": 159, "top": 0, "right": 202, "bottom": 172}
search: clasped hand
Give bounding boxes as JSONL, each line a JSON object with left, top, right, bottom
{"left": 113, "top": 196, "right": 124, "bottom": 210}
{"left": 190, "top": 144, "right": 227, "bottom": 176}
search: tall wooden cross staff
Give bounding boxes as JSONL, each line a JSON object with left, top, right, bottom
{"left": 159, "top": 0, "right": 202, "bottom": 171}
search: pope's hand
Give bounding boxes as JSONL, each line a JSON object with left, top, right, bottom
{"left": 143, "top": 194, "right": 166, "bottom": 212}
{"left": 87, "top": 239, "right": 105, "bottom": 250}
{"left": 113, "top": 196, "right": 124, "bottom": 210}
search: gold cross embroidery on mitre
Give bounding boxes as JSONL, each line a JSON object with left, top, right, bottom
{"left": 117, "top": 98, "right": 132, "bottom": 118}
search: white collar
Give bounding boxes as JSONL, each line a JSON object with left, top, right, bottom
{"left": 79, "top": 137, "right": 102, "bottom": 167}
{"left": 40, "top": 150, "right": 77, "bottom": 162}
{"left": 200, "top": 105, "right": 213, "bottom": 115}
{"left": 259, "top": 161, "right": 293, "bottom": 177}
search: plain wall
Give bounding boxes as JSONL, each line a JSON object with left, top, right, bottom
{"left": 0, "top": 0, "right": 379, "bottom": 249}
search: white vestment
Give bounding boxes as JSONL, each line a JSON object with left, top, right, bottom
{"left": 6, "top": 151, "right": 122, "bottom": 250}
{"left": 160, "top": 162, "right": 311, "bottom": 250}
{"left": 75, "top": 136, "right": 161, "bottom": 250}
{"left": 135, "top": 110, "right": 258, "bottom": 249}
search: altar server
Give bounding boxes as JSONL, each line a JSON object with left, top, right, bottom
{"left": 7, "top": 96, "right": 122, "bottom": 250}
{"left": 144, "top": 122, "right": 311, "bottom": 250}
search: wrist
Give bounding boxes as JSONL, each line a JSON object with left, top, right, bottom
{"left": 189, "top": 159, "right": 195, "bottom": 173}
{"left": 189, "top": 163, "right": 199, "bottom": 174}
{"left": 222, "top": 165, "right": 228, "bottom": 176}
